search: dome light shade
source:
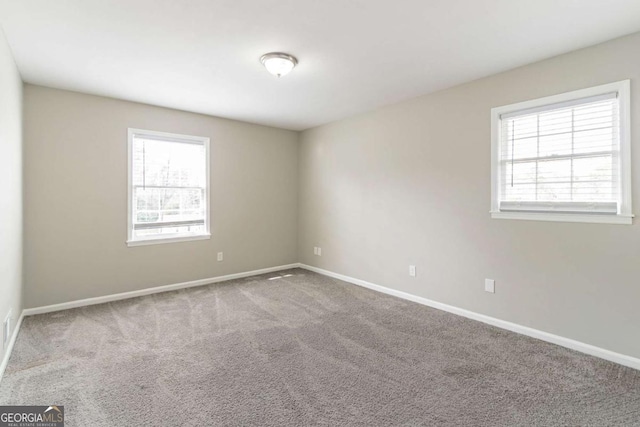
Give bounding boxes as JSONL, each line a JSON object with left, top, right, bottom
{"left": 260, "top": 52, "right": 298, "bottom": 78}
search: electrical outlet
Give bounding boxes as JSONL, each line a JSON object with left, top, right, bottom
{"left": 313, "top": 247, "right": 318, "bottom": 255}
{"left": 485, "top": 279, "right": 495, "bottom": 293}
{"left": 317, "top": 247, "right": 322, "bottom": 256}
{"left": 3, "top": 311, "right": 11, "bottom": 349}
{"left": 217, "top": 252, "right": 223, "bottom": 262}
{"left": 409, "top": 265, "right": 416, "bottom": 277}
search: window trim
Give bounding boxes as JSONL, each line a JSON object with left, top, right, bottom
{"left": 490, "top": 80, "right": 633, "bottom": 225}
{"left": 127, "top": 128, "right": 211, "bottom": 247}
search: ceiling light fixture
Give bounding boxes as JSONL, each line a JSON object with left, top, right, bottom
{"left": 260, "top": 52, "right": 298, "bottom": 78}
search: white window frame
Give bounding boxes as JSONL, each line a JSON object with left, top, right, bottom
{"left": 490, "top": 80, "right": 633, "bottom": 225}
{"left": 127, "top": 128, "right": 211, "bottom": 247}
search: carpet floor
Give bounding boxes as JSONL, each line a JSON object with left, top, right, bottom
{"left": 1, "top": 268, "right": 639, "bottom": 426}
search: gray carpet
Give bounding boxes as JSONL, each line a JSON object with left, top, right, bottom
{"left": 1, "top": 269, "right": 639, "bottom": 426}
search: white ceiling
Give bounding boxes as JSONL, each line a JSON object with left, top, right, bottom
{"left": 1, "top": 1, "right": 640, "bottom": 131}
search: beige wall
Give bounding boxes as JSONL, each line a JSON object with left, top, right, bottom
{"left": 24, "top": 85, "right": 298, "bottom": 308}
{"left": 0, "top": 28, "right": 23, "bottom": 362}
{"left": 19, "top": 30, "right": 640, "bottom": 361}
{"left": 298, "top": 32, "right": 640, "bottom": 359}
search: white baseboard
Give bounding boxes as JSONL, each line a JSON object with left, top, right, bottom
{"left": 6, "top": 261, "right": 637, "bottom": 385}
{"left": 299, "top": 264, "right": 640, "bottom": 371}
{"left": 0, "top": 311, "right": 25, "bottom": 385}
{"left": 1, "top": 263, "right": 300, "bottom": 385}
{"left": 22, "top": 263, "right": 300, "bottom": 317}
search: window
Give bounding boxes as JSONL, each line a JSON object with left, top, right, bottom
{"left": 127, "top": 129, "right": 210, "bottom": 246}
{"left": 491, "top": 80, "right": 632, "bottom": 224}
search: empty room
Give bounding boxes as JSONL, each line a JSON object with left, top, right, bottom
{"left": 1, "top": 0, "right": 639, "bottom": 425}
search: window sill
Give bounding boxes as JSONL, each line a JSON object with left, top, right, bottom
{"left": 490, "top": 211, "right": 633, "bottom": 225}
{"left": 127, "top": 233, "right": 211, "bottom": 247}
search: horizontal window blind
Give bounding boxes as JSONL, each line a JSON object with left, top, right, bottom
{"left": 131, "top": 133, "right": 207, "bottom": 240}
{"left": 498, "top": 93, "right": 620, "bottom": 214}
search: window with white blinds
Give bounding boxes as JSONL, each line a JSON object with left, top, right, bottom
{"left": 491, "top": 81, "right": 632, "bottom": 224}
{"left": 127, "top": 129, "right": 210, "bottom": 246}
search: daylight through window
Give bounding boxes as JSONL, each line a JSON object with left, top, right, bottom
{"left": 128, "top": 129, "right": 210, "bottom": 245}
{"left": 491, "top": 81, "right": 632, "bottom": 224}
